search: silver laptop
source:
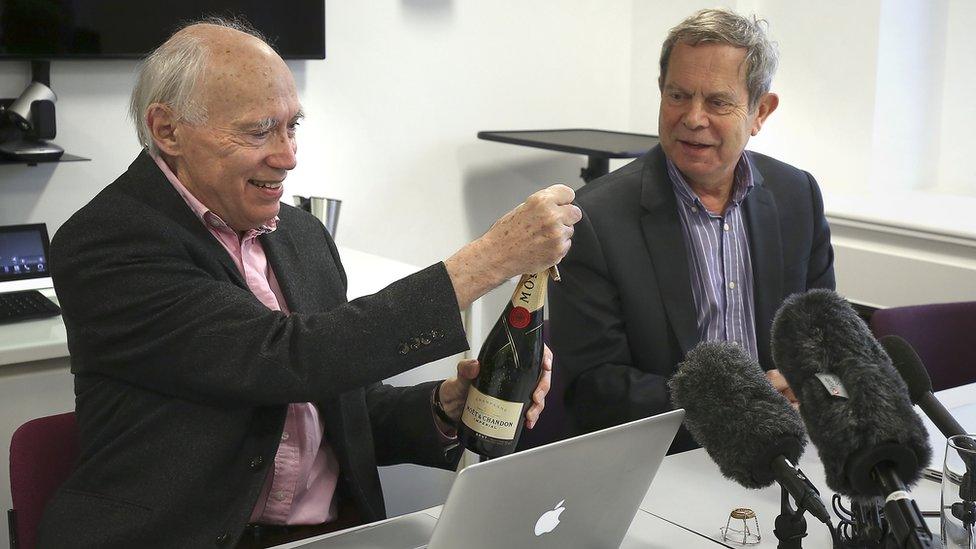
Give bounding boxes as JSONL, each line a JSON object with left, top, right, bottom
{"left": 278, "top": 409, "right": 684, "bottom": 549}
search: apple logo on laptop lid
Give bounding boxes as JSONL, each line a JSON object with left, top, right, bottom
{"left": 533, "top": 499, "right": 566, "bottom": 536}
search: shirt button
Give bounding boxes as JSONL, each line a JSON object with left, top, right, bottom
{"left": 281, "top": 432, "right": 290, "bottom": 442}
{"left": 729, "top": 281, "right": 736, "bottom": 289}
{"left": 690, "top": 206, "right": 698, "bottom": 213}
{"left": 724, "top": 223, "right": 730, "bottom": 231}
{"left": 274, "top": 490, "right": 288, "bottom": 502}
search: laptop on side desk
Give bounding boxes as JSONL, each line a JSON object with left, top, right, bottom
{"left": 0, "top": 223, "right": 61, "bottom": 324}
{"left": 275, "top": 409, "right": 685, "bottom": 549}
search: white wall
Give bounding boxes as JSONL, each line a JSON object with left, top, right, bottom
{"left": 935, "top": 0, "right": 976, "bottom": 195}
{"left": 1, "top": 3, "right": 976, "bottom": 541}
{"left": 627, "top": 0, "right": 976, "bottom": 307}
{"left": 0, "top": 1, "right": 636, "bottom": 540}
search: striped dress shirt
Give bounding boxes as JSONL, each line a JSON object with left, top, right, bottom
{"left": 666, "top": 154, "right": 759, "bottom": 361}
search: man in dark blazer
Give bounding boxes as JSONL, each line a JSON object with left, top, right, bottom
{"left": 39, "top": 21, "right": 580, "bottom": 548}
{"left": 549, "top": 8, "right": 835, "bottom": 451}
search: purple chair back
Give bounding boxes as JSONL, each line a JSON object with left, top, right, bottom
{"left": 870, "top": 301, "right": 976, "bottom": 392}
{"left": 516, "top": 321, "right": 570, "bottom": 451}
{"left": 8, "top": 412, "right": 78, "bottom": 549}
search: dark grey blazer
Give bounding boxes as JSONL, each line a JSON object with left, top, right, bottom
{"left": 549, "top": 145, "right": 835, "bottom": 447}
{"left": 38, "top": 152, "right": 469, "bottom": 548}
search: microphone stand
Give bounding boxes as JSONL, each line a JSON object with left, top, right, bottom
{"left": 774, "top": 485, "right": 809, "bottom": 549}
{"left": 851, "top": 498, "right": 886, "bottom": 548}
{"left": 947, "top": 468, "right": 975, "bottom": 548}
{"left": 949, "top": 437, "right": 976, "bottom": 546}
{"left": 871, "top": 466, "right": 938, "bottom": 549}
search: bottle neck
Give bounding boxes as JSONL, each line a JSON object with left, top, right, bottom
{"left": 509, "top": 271, "right": 548, "bottom": 313}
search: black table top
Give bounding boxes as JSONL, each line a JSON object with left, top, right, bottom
{"left": 0, "top": 153, "right": 89, "bottom": 166}
{"left": 477, "top": 128, "right": 659, "bottom": 159}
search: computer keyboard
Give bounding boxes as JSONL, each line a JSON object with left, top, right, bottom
{"left": 0, "top": 290, "right": 61, "bottom": 324}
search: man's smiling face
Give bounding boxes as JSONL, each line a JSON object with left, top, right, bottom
{"left": 658, "top": 42, "right": 770, "bottom": 191}
{"left": 165, "top": 27, "right": 303, "bottom": 232}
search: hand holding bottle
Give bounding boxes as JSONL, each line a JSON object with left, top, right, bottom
{"left": 437, "top": 345, "right": 553, "bottom": 433}
{"left": 482, "top": 184, "right": 581, "bottom": 278}
{"left": 444, "top": 184, "right": 581, "bottom": 310}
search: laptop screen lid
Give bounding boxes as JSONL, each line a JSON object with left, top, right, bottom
{"left": 0, "top": 223, "right": 54, "bottom": 292}
{"left": 428, "top": 408, "right": 684, "bottom": 549}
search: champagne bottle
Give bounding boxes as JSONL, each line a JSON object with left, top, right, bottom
{"left": 459, "top": 269, "right": 548, "bottom": 458}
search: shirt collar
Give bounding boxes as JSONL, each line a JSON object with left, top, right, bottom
{"left": 666, "top": 152, "right": 755, "bottom": 211}
{"left": 149, "top": 150, "right": 278, "bottom": 239}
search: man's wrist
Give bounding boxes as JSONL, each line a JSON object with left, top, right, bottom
{"left": 431, "top": 381, "right": 458, "bottom": 436}
{"left": 444, "top": 239, "right": 509, "bottom": 310}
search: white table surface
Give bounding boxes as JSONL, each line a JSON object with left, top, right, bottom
{"left": 641, "top": 382, "right": 976, "bottom": 548}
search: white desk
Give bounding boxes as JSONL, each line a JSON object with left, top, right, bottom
{"left": 275, "top": 506, "right": 725, "bottom": 548}
{"left": 641, "top": 382, "right": 976, "bottom": 548}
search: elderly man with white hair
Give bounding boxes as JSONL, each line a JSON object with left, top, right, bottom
{"left": 40, "top": 19, "right": 580, "bottom": 548}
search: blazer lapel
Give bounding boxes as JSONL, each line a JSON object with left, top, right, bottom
{"left": 741, "top": 160, "right": 783, "bottom": 368}
{"left": 259, "top": 227, "right": 309, "bottom": 312}
{"left": 124, "top": 151, "right": 247, "bottom": 288}
{"left": 639, "top": 147, "right": 698, "bottom": 357}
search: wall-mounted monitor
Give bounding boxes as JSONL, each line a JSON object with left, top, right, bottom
{"left": 0, "top": 1, "right": 325, "bottom": 59}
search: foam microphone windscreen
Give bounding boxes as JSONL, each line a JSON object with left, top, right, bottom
{"left": 771, "top": 289, "right": 931, "bottom": 496}
{"left": 670, "top": 341, "right": 806, "bottom": 489}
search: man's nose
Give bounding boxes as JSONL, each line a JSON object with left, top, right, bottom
{"left": 682, "top": 99, "right": 709, "bottom": 130}
{"left": 267, "top": 135, "right": 297, "bottom": 170}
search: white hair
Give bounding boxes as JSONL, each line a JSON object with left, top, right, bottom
{"left": 129, "top": 17, "right": 268, "bottom": 154}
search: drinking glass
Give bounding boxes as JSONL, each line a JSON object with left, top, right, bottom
{"left": 942, "top": 434, "right": 976, "bottom": 549}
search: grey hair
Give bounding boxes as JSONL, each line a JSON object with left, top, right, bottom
{"left": 129, "top": 16, "right": 268, "bottom": 154}
{"left": 658, "top": 8, "right": 779, "bottom": 112}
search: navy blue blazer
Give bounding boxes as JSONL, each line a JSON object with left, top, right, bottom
{"left": 549, "top": 145, "right": 835, "bottom": 445}
{"left": 39, "top": 152, "right": 468, "bottom": 548}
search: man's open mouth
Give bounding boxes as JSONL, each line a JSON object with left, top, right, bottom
{"left": 249, "top": 180, "right": 283, "bottom": 189}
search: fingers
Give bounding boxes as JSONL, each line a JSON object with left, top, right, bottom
{"left": 525, "top": 353, "right": 553, "bottom": 429}
{"left": 456, "top": 358, "right": 479, "bottom": 380}
{"left": 765, "top": 369, "right": 798, "bottom": 404}
{"left": 536, "top": 183, "right": 575, "bottom": 205}
{"left": 764, "top": 369, "right": 788, "bottom": 390}
{"left": 559, "top": 203, "right": 583, "bottom": 226}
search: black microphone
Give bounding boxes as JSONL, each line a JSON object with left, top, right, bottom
{"left": 669, "top": 341, "right": 831, "bottom": 524}
{"left": 882, "top": 335, "right": 976, "bottom": 517}
{"left": 880, "top": 335, "right": 973, "bottom": 444}
{"left": 772, "top": 289, "right": 936, "bottom": 549}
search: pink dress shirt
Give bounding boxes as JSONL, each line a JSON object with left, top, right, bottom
{"left": 151, "top": 154, "right": 340, "bottom": 526}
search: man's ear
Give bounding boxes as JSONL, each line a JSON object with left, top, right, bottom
{"left": 750, "top": 92, "right": 779, "bottom": 136}
{"left": 145, "top": 103, "right": 181, "bottom": 156}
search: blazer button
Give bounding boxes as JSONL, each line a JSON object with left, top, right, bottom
{"left": 398, "top": 342, "right": 410, "bottom": 355}
{"left": 249, "top": 456, "right": 264, "bottom": 470}
{"left": 215, "top": 532, "right": 229, "bottom": 545}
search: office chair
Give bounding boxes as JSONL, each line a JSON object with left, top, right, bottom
{"left": 8, "top": 411, "right": 78, "bottom": 549}
{"left": 870, "top": 301, "right": 976, "bottom": 392}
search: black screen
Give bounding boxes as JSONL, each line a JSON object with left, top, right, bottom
{"left": 0, "top": 224, "right": 51, "bottom": 282}
{"left": 0, "top": 1, "right": 325, "bottom": 59}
